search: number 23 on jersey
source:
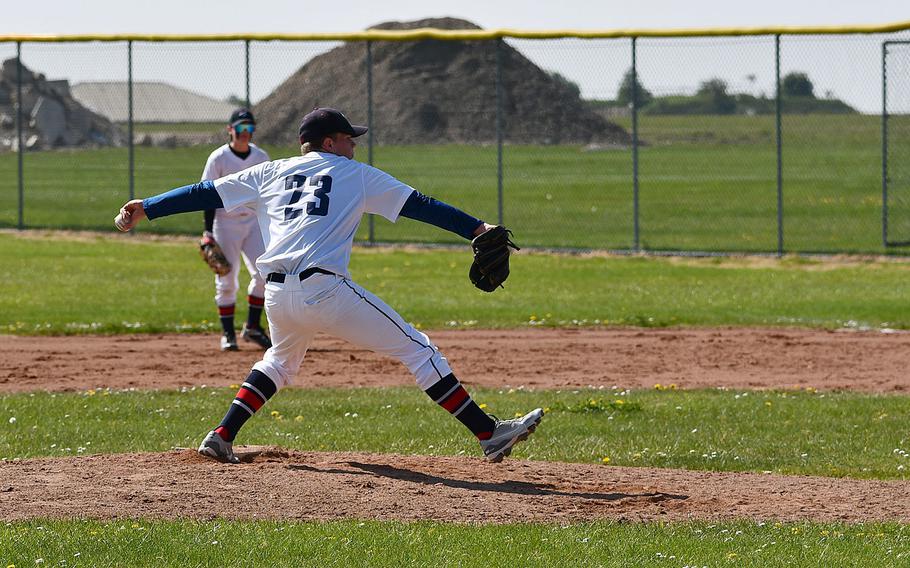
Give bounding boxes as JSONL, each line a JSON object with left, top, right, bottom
{"left": 283, "top": 174, "right": 333, "bottom": 221}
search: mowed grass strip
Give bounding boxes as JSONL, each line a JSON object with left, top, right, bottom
{"left": 0, "top": 520, "right": 910, "bottom": 568}
{"left": 2, "top": 519, "right": 910, "bottom": 567}
{"left": 3, "top": 387, "right": 910, "bottom": 480}
{"left": 3, "top": 232, "right": 910, "bottom": 334}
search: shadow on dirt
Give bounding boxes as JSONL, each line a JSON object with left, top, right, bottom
{"left": 288, "top": 461, "right": 689, "bottom": 503}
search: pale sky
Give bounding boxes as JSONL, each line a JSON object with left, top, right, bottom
{"left": 1, "top": 0, "right": 907, "bottom": 34}
{"left": 1, "top": 1, "right": 908, "bottom": 112}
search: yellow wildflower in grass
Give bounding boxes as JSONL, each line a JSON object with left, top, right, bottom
{"left": 654, "top": 383, "right": 663, "bottom": 390}
{"left": 85, "top": 389, "right": 96, "bottom": 396}
{"left": 765, "top": 401, "right": 772, "bottom": 407}
{"left": 601, "top": 457, "right": 611, "bottom": 464}
{"left": 543, "top": 407, "right": 551, "bottom": 414}
{"left": 669, "top": 383, "right": 678, "bottom": 390}
{"left": 294, "top": 415, "right": 304, "bottom": 422}
{"left": 529, "top": 315, "right": 537, "bottom": 321}
{"left": 726, "top": 552, "right": 737, "bottom": 560}
{"left": 514, "top": 412, "right": 523, "bottom": 418}
{"left": 229, "top": 384, "right": 240, "bottom": 390}
{"left": 614, "top": 399, "right": 625, "bottom": 406}
{"left": 479, "top": 403, "right": 488, "bottom": 409}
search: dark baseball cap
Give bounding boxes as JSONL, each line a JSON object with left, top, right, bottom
{"left": 298, "top": 107, "right": 368, "bottom": 144}
{"left": 229, "top": 108, "right": 255, "bottom": 126}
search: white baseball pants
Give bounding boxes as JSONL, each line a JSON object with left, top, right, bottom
{"left": 212, "top": 213, "right": 266, "bottom": 306}
{"left": 252, "top": 273, "right": 452, "bottom": 391}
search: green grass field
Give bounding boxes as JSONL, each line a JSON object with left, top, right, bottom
{"left": 4, "top": 519, "right": 909, "bottom": 567}
{"left": 3, "top": 232, "right": 910, "bottom": 334}
{"left": 0, "top": 114, "right": 905, "bottom": 254}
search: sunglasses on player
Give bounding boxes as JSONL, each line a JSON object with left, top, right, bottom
{"left": 234, "top": 123, "right": 255, "bottom": 134}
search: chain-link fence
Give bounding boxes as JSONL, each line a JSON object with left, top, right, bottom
{"left": 1, "top": 25, "right": 908, "bottom": 254}
{"left": 884, "top": 40, "right": 910, "bottom": 246}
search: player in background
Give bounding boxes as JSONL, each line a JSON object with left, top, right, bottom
{"left": 201, "top": 109, "right": 272, "bottom": 351}
{"left": 115, "top": 107, "right": 543, "bottom": 465}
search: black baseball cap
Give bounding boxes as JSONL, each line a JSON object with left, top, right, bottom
{"left": 298, "top": 107, "right": 368, "bottom": 144}
{"left": 229, "top": 108, "right": 255, "bottom": 126}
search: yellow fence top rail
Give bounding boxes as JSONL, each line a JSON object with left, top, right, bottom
{"left": 1, "top": 20, "right": 909, "bottom": 42}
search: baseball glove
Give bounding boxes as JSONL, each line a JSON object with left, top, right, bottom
{"left": 199, "top": 232, "right": 232, "bottom": 277}
{"left": 469, "top": 225, "right": 520, "bottom": 293}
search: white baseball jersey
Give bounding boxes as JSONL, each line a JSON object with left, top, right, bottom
{"left": 213, "top": 151, "right": 414, "bottom": 278}
{"left": 201, "top": 143, "right": 270, "bottom": 219}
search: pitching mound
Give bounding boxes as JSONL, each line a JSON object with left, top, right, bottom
{"left": 2, "top": 449, "right": 909, "bottom": 523}
{"left": 2, "top": 327, "right": 910, "bottom": 393}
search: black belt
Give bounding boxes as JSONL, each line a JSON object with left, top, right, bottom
{"left": 266, "top": 267, "right": 334, "bottom": 283}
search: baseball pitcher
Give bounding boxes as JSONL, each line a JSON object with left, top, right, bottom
{"left": 115, "top": 107, "right": 541, "bottom": 464}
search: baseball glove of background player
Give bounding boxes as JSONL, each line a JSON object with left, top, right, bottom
{"left": 469, "top": 225, "right": 520, "bottom": 292}
{"left": 199, "top": 232, "right": 232, "bottom": 277}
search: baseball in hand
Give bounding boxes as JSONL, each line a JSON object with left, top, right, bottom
{"left": 114, "top": 212, "right": 131, "bottom": 232}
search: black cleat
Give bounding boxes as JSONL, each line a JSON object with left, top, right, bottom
{"left": 241, "top": 324, "right": 272, "bottom": 350}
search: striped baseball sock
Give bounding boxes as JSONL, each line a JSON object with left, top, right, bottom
{"left": 218, "top": 304, "right": 235, "bottom": 336}
{"left": 213, "top": 370, "right": 278, "bottom": 442}
{"left": 247, "top": 295, "right": 265, "bottom": 329}
{"left": 425, "top": 373, "right": 495, "bottom": 440}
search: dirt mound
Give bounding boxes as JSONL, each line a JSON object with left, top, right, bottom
{"left": 3, "top": 327, "right": 910, "bottom": 394}
{"left": 0, "top": 59, "right": 124, "bottom": 151}
{"left": 3, "top": 449, "right": 909, "bottom": 523}
{"left": 254, "top": 17, "right": 629, "bottom": 146}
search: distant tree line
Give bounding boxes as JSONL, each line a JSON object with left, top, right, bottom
{"left": 596, "top": 69, "right": 855, "bottom": 115}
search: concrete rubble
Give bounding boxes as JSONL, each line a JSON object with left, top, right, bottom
{"left": 0, "top": 58, "right": 126, "bottom": 152}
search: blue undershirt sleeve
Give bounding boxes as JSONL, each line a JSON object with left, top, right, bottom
{"left": 142, "top": 180, "right": 224, "bottom": 221}
{"left": 398, "top": 190, "right": 484, "bottom": 240}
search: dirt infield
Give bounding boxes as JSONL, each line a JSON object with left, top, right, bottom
{"left": 3, "top": 327, "right": 910, "bottom": 393}
{"left": 3, "top": 448, "right": 909, "bottom": 524}
{"left": 4, "top": 327, "right": 910, "bottom": 524}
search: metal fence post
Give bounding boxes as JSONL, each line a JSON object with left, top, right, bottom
{"left": 775, "top": 34, "right": 783, "bottom": 257}
{"left": 774, "top": 34, "right": 784, "bottom": 256}
{"left": 16, "top": 41, "right": 23, "bottom": 230}
{"left": 245, "top": 39, "right": 251, "bottom": 108}
{"left": 366, "top": 40, "right": 375, "bottom": 244}
{"left": 495, "top": 38, "right": 504, "bottom": 226}
{"left": 128, "top": 40, "right": 134, "bottom": 203}
{"left": 631, "top": 37, "right": 640, "bottom": 252}
{"left": 882, "top": 41, "right": 889, "bottom": 247}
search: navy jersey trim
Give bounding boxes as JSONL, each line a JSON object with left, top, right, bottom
{"left": 143, "top": 180, "right": 223, "bottom": 220}
{"left": 398, "top": 190, "right": 483, "bottom": 240}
